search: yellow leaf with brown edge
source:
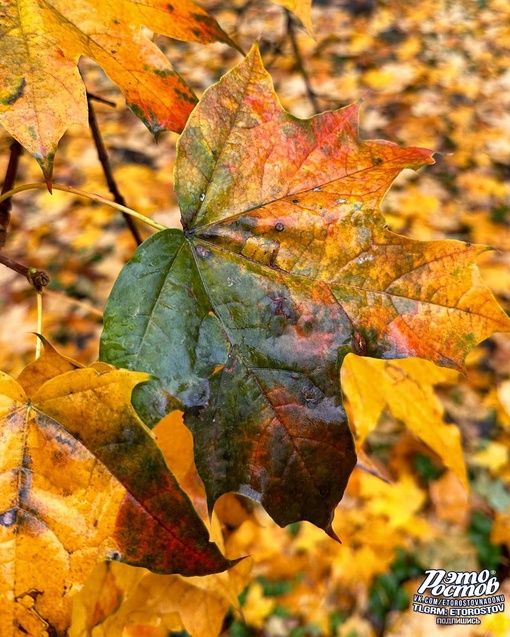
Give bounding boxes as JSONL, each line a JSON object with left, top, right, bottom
{"left": 0, "top": 365, "right": 235, "bottom": 637}
{"left": 0, "top": 0, "right": 238, "bottom": 179}
{"left": 72, "top": 557, "right": 252, "bottom": 637}
{"left": 17, "top": 335, "right": 84, "bottom": 397}
{"left": 71, "top": 410, "right": 253, "bottom": 637}
{"left": 342, "top": 355, "right": 468, "bottom": 488}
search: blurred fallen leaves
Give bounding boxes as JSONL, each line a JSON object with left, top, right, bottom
{"left": 1, "top": 0, "right": 510, "bottom": 635}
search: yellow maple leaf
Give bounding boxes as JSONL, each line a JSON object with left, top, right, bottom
{"left": 1, "top": 352, "right": 232, "bottom": 635}
{"left": 342, "top": 355, "right": 467, "bottom": 488}
{"left": 242, "top": 581, "right": 275, "bottom": 629}
{"left": 429, "top": 470, "right": 469, "bottom": 525}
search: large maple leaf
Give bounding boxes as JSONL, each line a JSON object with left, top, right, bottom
{"left": 100, "top": 45, "right": 510, "bottom": 538}
{"left": 0, "top": 344, "right": 234, "bottom": 637}
{"left": 0, "top": 0, "right": 238, "bottom": 179}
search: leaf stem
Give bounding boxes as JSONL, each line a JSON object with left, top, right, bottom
{"left": 0, "top": 183, "right": 168, "bottom": 232}
{"left": 87, "top": 94, "right": 143, "bottom": 245}
{"left": 0, "top": 140, "right": 23, "bottom": 250}
{"left": 35, "top": 292, "right": 43, "bottom": 359}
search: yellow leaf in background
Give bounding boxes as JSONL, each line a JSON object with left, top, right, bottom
{"left": 278, "top": 579, "right": 332, "bottom": 634}
{"left": 226, "top": 515, "right": 307, "bottom": 581}
{"left": 472, "top": 441, "right": 509, "bottom": 475}
{"left": 480, "top": 610, "right": 510, "bottom": 637}
{"left": 498, "top": 380, "right": 510, "bottom": 421}
{"left": 242, "top": 581, "right": 275, "bottom": 629}
{"left": 331, "top": 543, "right": 396, "bottom": 589}
{"left": 475, "top": 258, "right": 510, "bottom": 302}
{"left": 75, "top": 555, "right": 252, "bottom": 637}
{"left": 272, "top": 0, "right": 314, "bottom": 36}
{"left": 397, "top": 186, "right": 440, "bottom": 222}
{"left": 69, "top": 561, "right": 146, "bottom": 636}
{"left": 491, "top": 511, "right": 510, "bottom": 550}
{"left": 363, "top": 63, "right": 418, "bottom": 93}
{"left": 153, "top": 410, "right": 208, "bottom": 520}
{"left": 338, "top": 615, "right": 376, "bottom": 637}
{"left": 358, "top": 472, "right": 427, "bottom": 530}
{"left": 386, "top": 608, "right": 473, "bottom": 636}
{"left": 214, "top": 492, "right": 255, "bottom": 530}
{"left": 342, "top": 355, "right": 467, "bottom": 488}
{"left": 429, "top": 470, "right": 469, "bottom": 525}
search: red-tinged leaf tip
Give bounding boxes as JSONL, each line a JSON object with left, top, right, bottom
{"left": 38, "top": 155, "right": 54, "bottom": 193}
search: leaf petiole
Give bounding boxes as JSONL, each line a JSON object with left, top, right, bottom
{"left": 35, "top": 291, "right": 43, "bottom": 359}
{"left": 0, "top": 183, "right": 168, "bottom": 232}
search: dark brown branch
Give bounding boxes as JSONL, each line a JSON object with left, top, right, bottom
{"left": 0, "top": 253, "right": 50, "bottom": 291}
{"left": 285, "top": 10, "right": 321, "bottom": 114}
{"left": 86, "top": 92, "right": 117, "bottom": 108}
{"left": 87, "top": 95, "right": 143, "bottom": 246}
{"left": 0, "top": 140, "right": 23, "bottom": 250}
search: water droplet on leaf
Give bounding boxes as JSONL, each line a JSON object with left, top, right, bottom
{"left": 195, "top": 245, "right": 212, "bottom": 259}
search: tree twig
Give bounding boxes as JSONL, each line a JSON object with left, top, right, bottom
{"left": 44, "top": 288, "right": 104, "bottom": 318}
{"left": 0, "top": 253, "right": 49, "bottom": 291}
{"left": 87, "top": 92, "right": 117, "bottom": 108}
{"left": 0, "top": 140, "right": 23, "bottom": 250}
{"left": 285, "top": 9, "right": 321, "bottom": 114}
{"left": 87, "top": 94, "right": 143, "bottom": 245}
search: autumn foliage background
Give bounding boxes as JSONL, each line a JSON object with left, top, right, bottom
{"left": 1, "top": 0, "right": 510, "bottom": 635}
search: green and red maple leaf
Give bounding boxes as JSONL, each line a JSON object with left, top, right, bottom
{"left": 100, "top": 45, "right": 510, "bottom": 537}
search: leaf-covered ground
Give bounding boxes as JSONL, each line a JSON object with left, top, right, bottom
{"left": 1, "top": 0, "right": 510, "bottom": 635}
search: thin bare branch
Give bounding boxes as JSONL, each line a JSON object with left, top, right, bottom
{"left": 87, "top": 94, "right": 143, "bottom": 245}
{"left": 0, "top": 140, "right": 23, "bottom": 250}
{"left": 285, "top": 9, "right": 321, "bottom": 114}
{"left": 86, "top": 92, "right": 117, "bottom": 108}
{"left": 44, "top": 288, "right": 104, "bottom": 318}
{"left": 0, "top": 253, "right": 50, "bottom": 292}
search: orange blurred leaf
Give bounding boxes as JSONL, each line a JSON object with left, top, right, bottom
{"left": 0, "top": 0, "right": 238, "bottom": 179}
